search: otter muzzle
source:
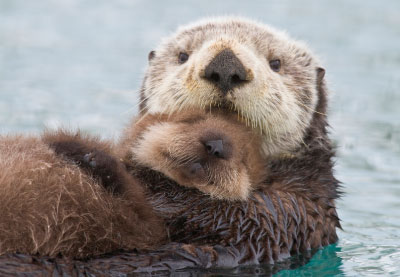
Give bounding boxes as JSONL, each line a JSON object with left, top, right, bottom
{"left": 203, "top": 49, "right": 248, "bottom": 96}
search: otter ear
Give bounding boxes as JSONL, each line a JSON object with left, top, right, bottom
{"left": 315, "top": 66, "right": 328, "bottom": 116}
{"left": 148, "top": 50, "right": 156, "bottom": 62}
{"left": 317, "top": 67, "right": 325, "bottom": 85}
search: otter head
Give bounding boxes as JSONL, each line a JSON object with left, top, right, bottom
{"left": 140, "top": 17, "right": 327, "bottom": 156}
{"left": 128, "top": 111, "right": 266, "bottom": 201}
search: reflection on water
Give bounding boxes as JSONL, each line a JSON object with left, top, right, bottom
{"left": 1, "top": 0, "right": 399, "bottom": 275}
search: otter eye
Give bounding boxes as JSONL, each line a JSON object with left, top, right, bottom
{"left": 269, "top": 59, "right": 281, "bottom": 72}
{"left": 178, "top": 52, "right": 189, "bottom": 64}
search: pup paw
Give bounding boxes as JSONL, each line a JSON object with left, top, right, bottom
{"left": 83, "top": 152, "right": 98, "bottom": 168}
{"left": 80, "top": 150, "right": 122, "bottom": 191}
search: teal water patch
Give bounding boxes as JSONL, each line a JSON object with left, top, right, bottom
{"left": 275, "top": 244, "right": 344, "bottom": 277}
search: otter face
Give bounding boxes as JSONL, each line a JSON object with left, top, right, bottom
{"left": 141, "top": 17, "right": 325, "bottom": 156}
{"left": 130, "top": 112, "right": 266, "bottom": 201}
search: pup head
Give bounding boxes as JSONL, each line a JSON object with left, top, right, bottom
{"left": 128, "top": 110, "right": 266, "bottom": 201}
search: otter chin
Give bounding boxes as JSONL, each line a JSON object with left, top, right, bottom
{"left": 140, "top": 17, "right": 326, "bottom": 157}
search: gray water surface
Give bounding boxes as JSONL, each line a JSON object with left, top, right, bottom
{"left": 1, "top": 0, "right": 399, "bottom": 276}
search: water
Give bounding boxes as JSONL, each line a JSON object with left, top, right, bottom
{"left": 1, "top": 0, "right": 399, "bottom": 275}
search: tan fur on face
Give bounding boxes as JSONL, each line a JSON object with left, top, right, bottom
{"left": 119, "top": 110, "right": 267, "bottom": 201}
{"left": 140, "top": 17, "right": 323, "bottom": 156}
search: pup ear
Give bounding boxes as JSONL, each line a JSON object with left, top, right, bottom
{"left": 148, "top": 50, "right": 156, "bottom": 62}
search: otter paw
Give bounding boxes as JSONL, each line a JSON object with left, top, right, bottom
{"left": 81, "top": 150, "right": 117, "bottom": 178}
{"left": 80, "top": 150, "right": 128, "bottom": 194}
{"left": 83, "top": 152, "right": 97, "bottom": 168}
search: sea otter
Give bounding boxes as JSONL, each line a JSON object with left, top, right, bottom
{"left": 0, "top": 17, "right": 341, "bottom": 275}
{"left": 128, "top": 16, "right": 341, "bottom": 270}
{"left": 0, "top": 109, "right": 266, "bottom": 258}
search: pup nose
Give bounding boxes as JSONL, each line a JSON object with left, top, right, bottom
{"left": 204, "top": 49, "right": 247, "bottom": 95}
{"left": 204, "top": 140, "right": 224, "bottom": 158}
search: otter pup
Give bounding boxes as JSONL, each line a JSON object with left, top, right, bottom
{"left": 0, "top": 109, "right": 265, "bottom": 258}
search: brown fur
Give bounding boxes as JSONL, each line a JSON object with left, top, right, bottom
{"left": 130, "top": 166, "right": 340, "bottom": 266}
{"left": 0, "top": 132, "right": 165, "bottom": 259}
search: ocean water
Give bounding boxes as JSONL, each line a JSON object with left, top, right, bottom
{"left": 0, "top": 0, "right": 399, "bottom": 276}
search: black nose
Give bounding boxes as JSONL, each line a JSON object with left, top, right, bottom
{"left": 204, "top": 140, "right": 224, "bottom": 158}
{"left": 204, "top": 49, "right": 247, "bottom": 95}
